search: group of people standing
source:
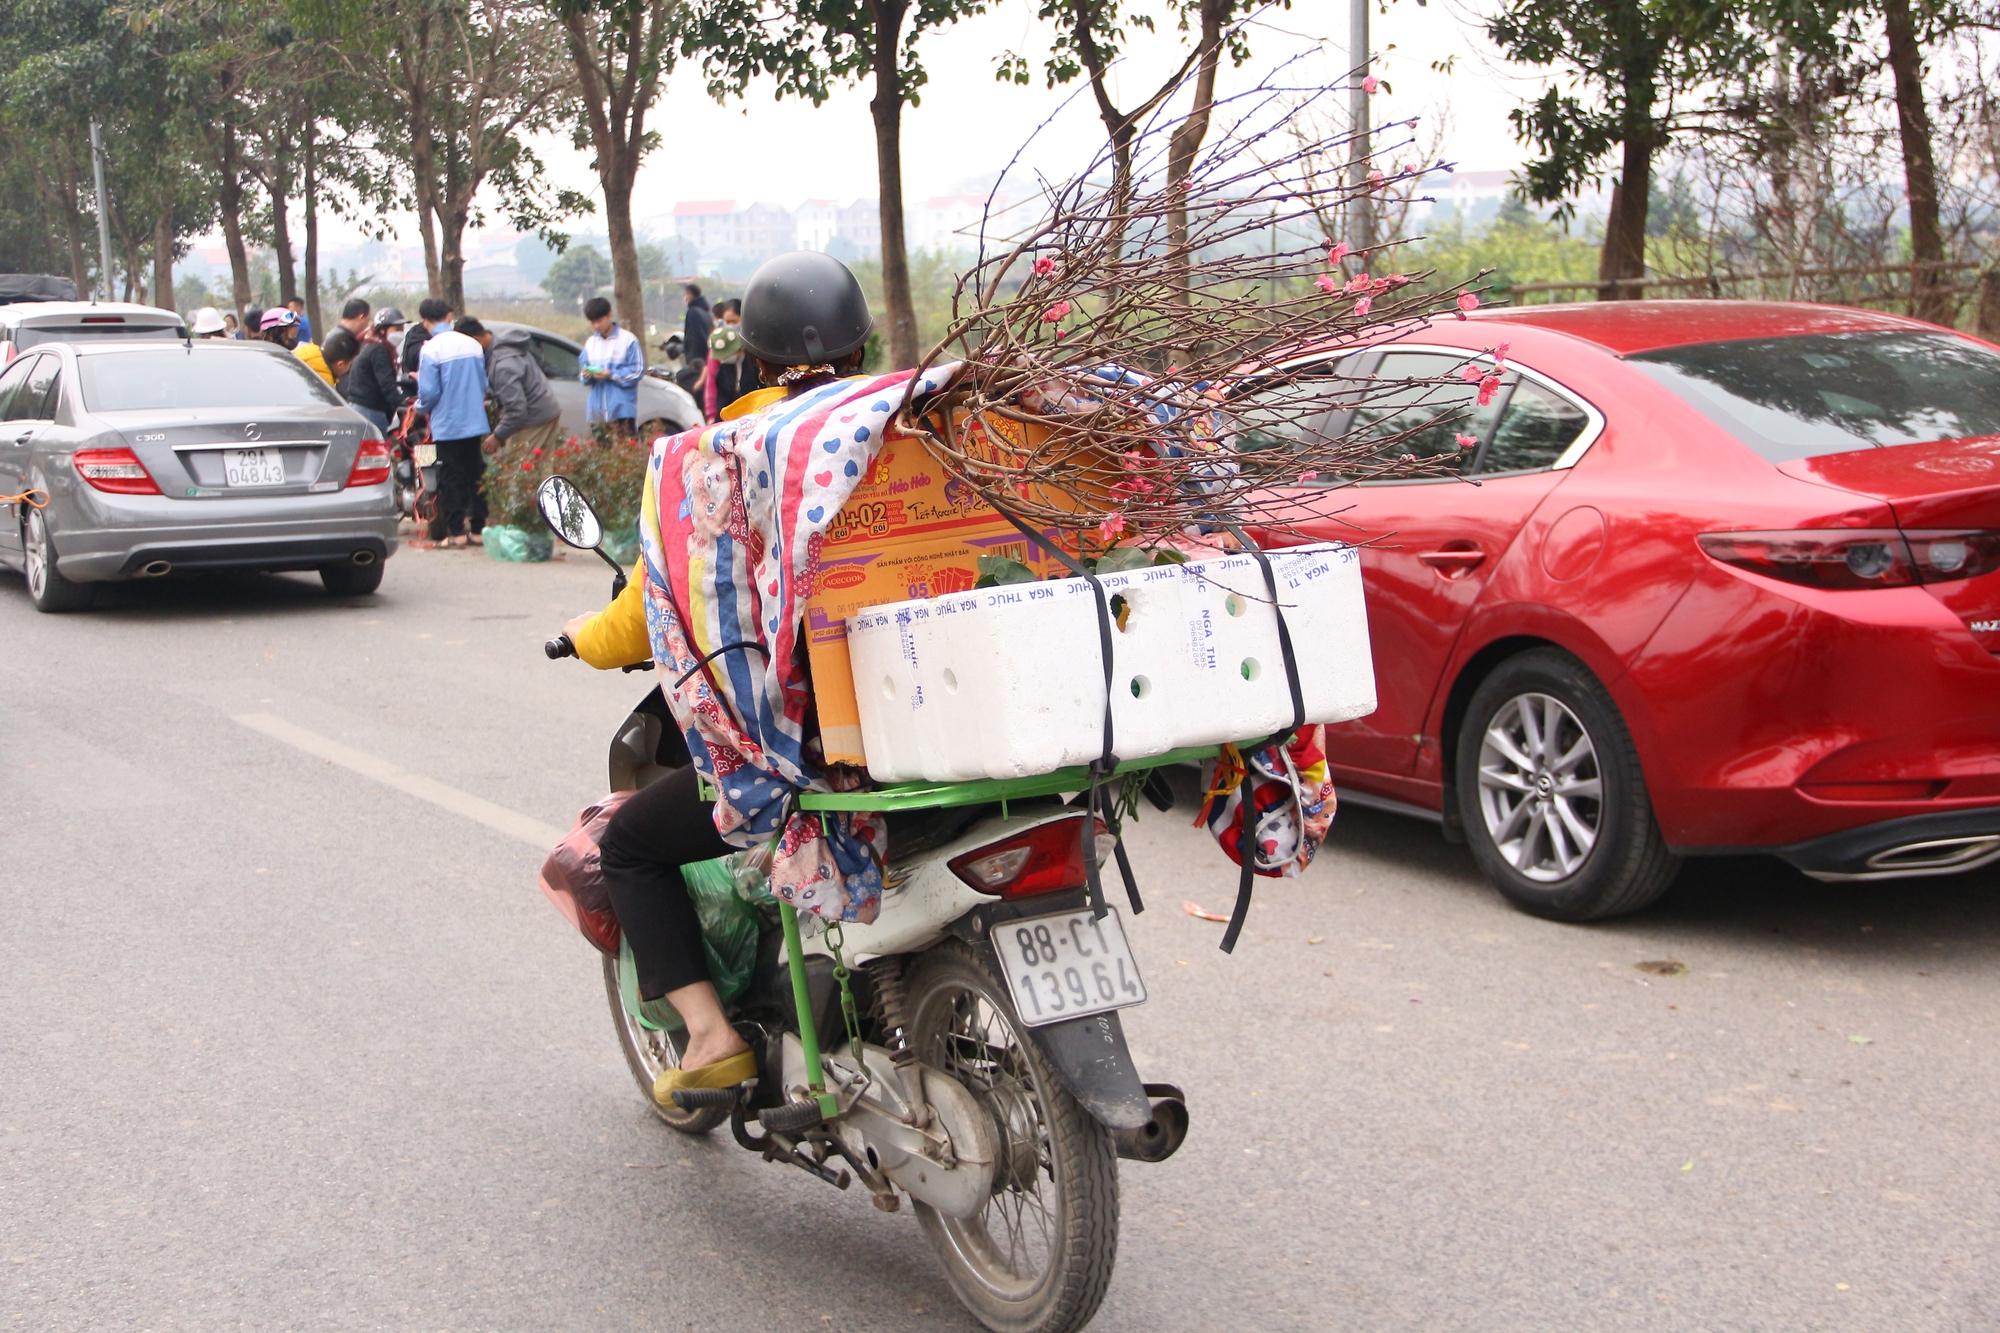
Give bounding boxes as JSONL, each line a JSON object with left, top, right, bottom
{"left": 672, "top": 282, "right": 763, "bottom": 422}
{"left": 188, "top": 290, "right": 652, "bottom": 546}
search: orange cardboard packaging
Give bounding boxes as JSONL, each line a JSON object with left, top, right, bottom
{"left": 807, "top": 419, "right": 1070, "bottom": 767}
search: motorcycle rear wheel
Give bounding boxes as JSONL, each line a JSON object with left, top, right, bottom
{"left": 601, "top": 951, "right": 729, "bottom": 1134}
{"left": 904, "top": 941, "right": 1119, "bottom": 1333}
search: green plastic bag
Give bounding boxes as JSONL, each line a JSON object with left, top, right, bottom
{"left": 482, "top": 524, "right": 553, "bottom": 562}
{"left": 629, "top": 854, "right": 764, "bottom": 1031}
{"left": 599, "top": 520, "right": 642, "bottom": 567}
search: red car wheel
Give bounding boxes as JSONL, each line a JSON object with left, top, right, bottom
{"left": 1456, "top": 648, "right": 1680, "bottom": 920}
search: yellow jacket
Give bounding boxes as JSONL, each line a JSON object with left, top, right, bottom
{"left": 296, "top": 341, "right": 335, "bottom": 388}
{"left": 568, "top": 386, "right": 790, "bottom": 671}
{"left": 572, "top": 561, "right": 650, "bottom": 668}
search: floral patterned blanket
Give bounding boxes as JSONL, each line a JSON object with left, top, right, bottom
{"left": 637, "top": 366, "right": 957, "bottom": 922}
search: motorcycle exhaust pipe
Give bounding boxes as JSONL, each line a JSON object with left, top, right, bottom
{"left": 351, "top": 549, "right": 377, "bottom": 566}
{"left": 137, "top": 559, "right": 172, "bottom": 578}
{"left": 1114, "top": 1083, "right": 1189, "bottom": 1164}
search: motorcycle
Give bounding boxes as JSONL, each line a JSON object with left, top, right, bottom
{"left": 389, "top": 401, "right": 435, "bottom": 526}
{"left": 535, "top": 475, "right": 1189, "bottom": 1333}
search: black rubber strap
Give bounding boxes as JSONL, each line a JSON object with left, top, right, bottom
{"left": 1214, "top": 522, "right": 1306, "bottom": 953}
{"left": 672, "top": 640, "right": 772, "bottom": 689}
{"left": 993, "top": 505, "right": 1124, "bottom": 919}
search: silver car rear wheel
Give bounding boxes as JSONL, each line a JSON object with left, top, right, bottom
{"left": 22, "top": 508, "right": 94, "bottom": 612}
{"left": 1476, "top": 692, "right": 1601, "bottom": 882}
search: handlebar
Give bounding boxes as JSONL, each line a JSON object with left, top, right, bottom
{"left": 546, "top": 633, "right": 651, "bottom": 674}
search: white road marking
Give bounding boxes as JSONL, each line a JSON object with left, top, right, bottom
{"left": 233, "top": 712, "right": 564, "bottom": 848}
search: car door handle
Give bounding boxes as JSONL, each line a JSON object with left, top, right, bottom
{"left": 10, "top": 431, "right": 33, "bottom": 446}
{"left": 1417, "top": 547, "right": 1486, "bottom": 575}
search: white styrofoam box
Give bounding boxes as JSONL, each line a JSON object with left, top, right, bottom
{"left": 844, "top": 542, "right": 1375, "bottom": 783}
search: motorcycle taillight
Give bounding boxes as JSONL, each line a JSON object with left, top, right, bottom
{"left": 948, "top": 815, "right": 1109, "bottom": 899}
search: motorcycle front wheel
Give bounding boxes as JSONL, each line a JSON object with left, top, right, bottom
{"left": 904, "top": 940, "right": 1119, "bottom": 1333}
{"left": 601, "top": 951, "right": 729, "bottom": 1134}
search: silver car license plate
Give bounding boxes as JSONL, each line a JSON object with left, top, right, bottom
{"left": 223, "top": 447, "right": 285, "bottom": 486}
{"left": 990, "top": 907, "right": 1146, "bottom": 1028}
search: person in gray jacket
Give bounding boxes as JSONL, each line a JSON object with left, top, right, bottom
{"left": 475, "top": 324, "right": 565, "bottom": 456}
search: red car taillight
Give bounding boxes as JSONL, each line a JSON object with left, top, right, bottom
{"left": 73, "top": 447, "right": 161, "bottom": 495}
{"left": 1698, "top": 529, "right": 2000, "bottom": 590}
{"left": 948, "top": 814, "right": 1112, "bottom": 899}
{"left": 346, "top": 439, "right": 393, "bottom": 487}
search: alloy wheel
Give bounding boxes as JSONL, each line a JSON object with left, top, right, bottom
{"left": 24, "top": 508, "right": 49, "bottom": 600}
{"left": 1475, "top": 691, "right": 1603, "bottom": 882}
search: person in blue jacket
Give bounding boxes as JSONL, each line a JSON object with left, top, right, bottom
{"left": 578, "top": 295, "right": 643, "bottom": 443}
{"left": 417, "top": 315, "right": 493, "bottom": 546}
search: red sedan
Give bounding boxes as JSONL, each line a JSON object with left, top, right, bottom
{"left": 1244, "top": 301, "right": 2000, "bottom": 920}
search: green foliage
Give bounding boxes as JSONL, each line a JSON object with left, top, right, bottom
{"left": 542, "top": 243, "right": 614, "bottom": 301}
{"left": 1403, "top": 216, "right": 1603, "bottom": 300}
{"left": 1486, "top": 0, "right": 1746, "bottom": 215}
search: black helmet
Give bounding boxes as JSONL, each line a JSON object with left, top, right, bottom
{"left": 739, "top": 251, "right": 872, "bottom": 366}
{"left": 373, "top": 306, "right": 407, "bottom": 329}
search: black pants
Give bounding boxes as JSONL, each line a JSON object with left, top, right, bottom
{"left": 600, "top": 765, "right": 735, "bottom": 1001}
{"left": 431, "top": 436, "right": 488, "bottom": 539}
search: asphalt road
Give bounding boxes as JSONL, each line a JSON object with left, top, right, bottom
{"left": 4, "top": 543, "right": 1999, "bottom": 1332}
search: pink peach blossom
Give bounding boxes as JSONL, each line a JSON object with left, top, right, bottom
{"left": 1477, "top": 373, "right": 1502, "bottom": 406}
{"left": 1459, "top": 364, "right": 1484, "bottom": 383}
{"left": 1033, "top": 256, "right": 1056, "bottom": 275}
{"left": 1456, "top": 291, "right": 1480, "bottom": 314}
{"left": 1455, "top": 433, "right": 1479, "bottom": 450}
{"left": 1315, "top": 273, "right": 1339, "bottom": 294}
{"left": 1043, "top": 300, "right": 1072, "bottom": 322}
{"left": 1354, "top": 295, "right": 1374, "bottom": 317}
{"left": 1362, "top": 75, "right": 1379, "bottom": 93}
{"left": 1097, "top": 514, "right": 1126, "bottom": 540}
{"left": 1329, "top": 241, "right": 1351, "bottom": 264}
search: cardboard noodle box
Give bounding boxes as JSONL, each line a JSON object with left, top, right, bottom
{"left": 805, "top": 419, "right": 1073, "bottom": 767}
{"left": 845, "top": 543, "right": 1377, "bottom": 783}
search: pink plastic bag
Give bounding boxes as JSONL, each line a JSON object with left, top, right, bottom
{"left": 537, "top": 790, "right": 636, "bottom": 956}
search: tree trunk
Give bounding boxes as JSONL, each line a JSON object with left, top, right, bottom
{"left": 215, "top": 125, "right": 253, "bottom": 315}
{"left": 303, "top": 123, "right": 321, "bottom": 336}
{"left": 1883, "top": 0, "right": 1948, "bottom": 324}
{"left": 1597, "top": 98, "right": 1654, "bottom": 300}
{"left": 270, "top": 169, "right": 297, "bottom": 305}
{"left": 1164, "top": 0, "right": 1225, "bottom": 353}
{"left": 38, "top": 163, "right": 91, "bottom": 296}
{"left": 407, "top": 96, "right": 444, "bottom": 297}
{"left": 605, "top": 162, "right": 645, "bottom": 357}
{"left": 153, "top": 211, "right": 174, "bottom": 310}
{"left": 440, "top": 185, "right": 468, "bottom": 314}
{"left": 867, "top": 0, "right": 918, "bottom": 368}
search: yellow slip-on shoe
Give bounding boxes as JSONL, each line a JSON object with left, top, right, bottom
{"left": 652, "top": 1049, "right": 758, "bottom": 1108}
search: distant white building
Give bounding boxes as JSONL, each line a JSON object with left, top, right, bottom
{"left": 668, "top": 200, "right": 796, "bottom": 268}
{"left": 911, "top": 194, "right": 1006, "bottom": 255}
{"left": 793, "top": 199, "right": 881, "bottom": 262}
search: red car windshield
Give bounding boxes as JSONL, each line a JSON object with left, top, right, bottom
{"left": 1626, "top": 330, "right": 2000, "bottom": 463}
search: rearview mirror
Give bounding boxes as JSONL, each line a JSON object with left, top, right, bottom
{"left": 537, "top": 474, "right": 603, "bottom": 550}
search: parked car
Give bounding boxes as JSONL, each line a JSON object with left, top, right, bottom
{"left": 0, "top": 340, "right": 398, "bottom": 611}
{"left": 481, "top": 320, "right": 700, "bottom": 441}
{"left": 0, "top": 295, "right": 185, "bottom": 365}
{"left": 1239, "top": 301, "right": 2000, "bottom": 919}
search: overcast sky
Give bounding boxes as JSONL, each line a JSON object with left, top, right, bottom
{"left": 307, "top": 0, "right": 1551, "bottom": 249}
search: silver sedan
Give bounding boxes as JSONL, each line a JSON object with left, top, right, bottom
{"left": 0, "top": 340, "right": 400, "bottom": 612}
{"left": 480, "top": 321, "right": 701, "bottom": 440}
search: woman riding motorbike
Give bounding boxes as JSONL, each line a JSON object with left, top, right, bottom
{"left": 558, "top": 252, "right": 875, "bottom": 1109}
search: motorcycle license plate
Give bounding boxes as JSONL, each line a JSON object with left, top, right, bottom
{"left": 223, "top": 447, "right": 285, "bottom": 486}
{"left": 991, "top": 907, "right": 1146, "bottom": 1028}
